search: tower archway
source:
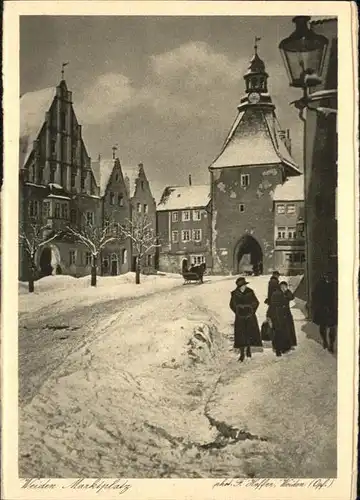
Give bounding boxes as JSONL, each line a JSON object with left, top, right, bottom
{"left": 234, "top": 234, "right": 263, "bottom": 275}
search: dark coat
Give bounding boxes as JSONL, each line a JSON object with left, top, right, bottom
{"left": 267, "top": 289, "right": 296, "bottom": 352}
{"left": 265, "top": 276, "right": 279, "bottom": 305}
{"left": 229, "top": 287, "right": 262, "bottom": 348}
{"left": 312, "top": 279, "right": 338, "bottom": 327}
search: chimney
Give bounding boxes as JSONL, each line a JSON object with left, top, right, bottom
{"left": 189, "top": 174, "right": 192, "bottom": 186}
{"left": 138, "top": 162, "right": 144, "bottom": 170}
{"left": 98, "top": 153, "right": 101, "bottom": 161}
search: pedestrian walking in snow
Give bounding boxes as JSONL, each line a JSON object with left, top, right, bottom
{"left": 264, "top": 271, "right": 280, "bottom": 305}
{"left": 229, "top": 277, "right": 262, "bottom": 362}
{"left": 267, "top": 281, "right": 295, "bottom": 357}
{"left": 312, "top": 272, "right": 338, "bottom": 353}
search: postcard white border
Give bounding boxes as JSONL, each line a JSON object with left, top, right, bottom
{"left": 2, "top": 2, "right": 358, "bottom": 499}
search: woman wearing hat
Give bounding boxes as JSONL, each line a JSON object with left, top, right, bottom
{"left": 229, "top": 277, "right": 262, "bottom": 362}
{"left": 267, "top": 280, "right": 296, "bottom": 357}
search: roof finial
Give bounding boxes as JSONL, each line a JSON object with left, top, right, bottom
{"left": 61, "top": 62, "right": 69, "bottom": 80}
{"left": 254, "top": 36, "right": 261, "bottom": 55}
{"left": 112, "top": 144, "right": 118, "bottom": 160}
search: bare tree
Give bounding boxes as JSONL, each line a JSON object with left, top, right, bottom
{"left": 66, "top": 216, "right": 123, "bottom": 287}
{"left": 120, "top": 214, "right": 160, "bottom": 284}
{"left": 19, "top": 223, "right": 60, "bottom": 293}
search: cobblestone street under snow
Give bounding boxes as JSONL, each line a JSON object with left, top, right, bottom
{"left": 18, "top": 273, "right": 337, "bottom": 478}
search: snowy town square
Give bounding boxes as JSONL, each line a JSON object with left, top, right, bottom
{"left": 18, "top": 14, "right": 338, "bottom": 478}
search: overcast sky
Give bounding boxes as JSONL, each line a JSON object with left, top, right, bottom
{"left": 20, "top": 16, "right": 304, "bottom": 201}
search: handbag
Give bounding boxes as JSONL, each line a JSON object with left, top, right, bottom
{"left": 261, "top": 318, "right": 273, "bottom": 341}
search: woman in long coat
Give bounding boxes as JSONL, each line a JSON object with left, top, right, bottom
{"left": 267, "top": 281, "right": 296, "bottom": 356}
{"left": 229, "top": 277, "right": 262, "bottom": 362}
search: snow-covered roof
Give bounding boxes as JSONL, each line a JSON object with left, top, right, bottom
{"left": 122, "top": 166, "right": 140, "bottom": 198}
{"left": 91, "top": 158, "right": 115, "bottom": 197}
{"left": 273, "top": 176, "right": 304, "bottom": 201}
{"left": 209, "top": 107, "right": 300, "bottom": 174}
{"left": 19, "top": 87, "right": 56, "bottom": 168}
{"left": 157, "top": 185, "right": 210, "bottom": 211}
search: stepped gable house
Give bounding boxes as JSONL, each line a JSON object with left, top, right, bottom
{"left": 19, "top": 77, "right": 156, "bottom": 279}
{"left": 209, "top": 43, "right": 301, "bottom": 275}
{"left": 157, "top": 178, "right": 211, "bottom": 273}
{"left": 273, "top": 175, "right": 305, "bottom": 276}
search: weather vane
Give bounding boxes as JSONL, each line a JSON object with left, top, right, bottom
{"left": 254, "top": 36, "right": 261, "bottom": 54}
{"left": 61, "top": 62, "right": 69, "bottom": 80}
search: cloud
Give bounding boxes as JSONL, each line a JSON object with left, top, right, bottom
{"left": 76, "top": 72, "right": 135, "bottom": 124}
{"left": 76, "top": 42, "right": 247, "bottom": 125}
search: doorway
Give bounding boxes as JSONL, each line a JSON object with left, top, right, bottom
{"left": 39, "top": 247, "right": 52, "bottom": 277}
{"left": 111, "top": 253, "right": 118, "bottom": 276}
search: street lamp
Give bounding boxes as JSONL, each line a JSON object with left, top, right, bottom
{"left": 279, "top": 16, "right": 337, "bottom": 116}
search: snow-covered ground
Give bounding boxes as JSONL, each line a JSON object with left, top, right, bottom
{"left": 18, "top": 273, "right": 336, "bottom": 478}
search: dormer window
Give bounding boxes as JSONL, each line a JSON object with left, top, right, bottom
{"left": 118, "top": 194, "right": 124, "bottom": 207}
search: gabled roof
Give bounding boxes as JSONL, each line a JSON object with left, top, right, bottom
{"left": 157, "top": 185, "right": 210, "bottom": 211}
{"left": 273, "top": 175, "right": 304, "bottom": 201}
{"left": 209, "top": 107, "right": 300, "bottom": 174}
{"left": 91, "top": 158, "right": 115, "bottom": 197}
{"left": 122, "top": 166, "right": 141, "bottom": 198}
{"left": 19, "top": 87, "right": 56, "bottom": 168}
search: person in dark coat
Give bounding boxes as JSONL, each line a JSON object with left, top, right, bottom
{"left": 312, "top": 272, "right": 338, "bottom": 353}
{"left": 267, "top": 281, "right": 295, "bottom": 357}
{"left": 265, "top": 271, "right": 280, "bottom": 305}
{"left": 229, "top": 277, "right": 262, "bottom": 362}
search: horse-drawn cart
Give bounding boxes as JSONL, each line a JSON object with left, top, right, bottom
{"left": 182, "top": 271, "right": 203, "bottom": 284}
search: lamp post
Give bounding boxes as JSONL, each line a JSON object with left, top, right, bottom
{"left": 279, "top": 16, "right": 337, "bottom": 117}
{"left": 279, "top": 16, "right": 337, "bottom": 318}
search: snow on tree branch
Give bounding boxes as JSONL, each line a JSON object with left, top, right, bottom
{"left": 19, "top": 222, "right": 60, "bottom": 261}
{"left": 119, "top": 214, "right": 160, "bottom": 258}
{"left": 66, "top": 214, "right": 124, "bottom": 256}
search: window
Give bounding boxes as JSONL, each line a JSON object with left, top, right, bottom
{"left": 144, "top": 204, "right": 148, "bottom": 214}
{"left": 182, "top": 230, "right": 191, "bottom": 242}
{"left": 71, "top": 172, "right": 76, "bottom": 188}
{"left": 60, "top": 111, "right": 66, "bottom": 132}
{"left": 239, "top": 204, "right": 245, "bottom": 213}
{"left": 287, "top": 227, "right": 296, "bottom": 239}
{"left": 49, "top": 166, "right": 55, "bottom": 183}
{"left": 193, "top": 229, "right": 202, "bottom": 242}
{"left": 86, "top": 211, "right": 94, "bottom": 225}
{"left": 61, "top": 204, "right": 68, "bottom": 219}
{"left": 277, "top": 227, "right": 286, "bottom": 239}
{"left": 137, "top": 203, "right": 141, "bottom": 213}
{"left": 141, "top": 181, "right": 144, "bottom": 190}
{"left": 286, "top": 204, "right": 296, "bottom": 214}
{"left": 51, "top": 139, "right": 56, "bottom": 157}
{"left": 285, "top": 252, "right": 306, "bottom": 264}
{"left": 118, "top": 194, "right": 124, "bottom": 207}
{"left": 297, "top": 222, "right": 305, "bottom": 238}
{"left": 172, "top": 212, "right": 178, "bottom": 222}
{"left": 109, "top": 192, "right": 115, "bottom": 205}
{"left": 182, "top": 211, "right": 190, "bottom": 221}
{"left": 121, "top": 249, "right": 127, "bottom": 265}
{"left": 70, "top": 209, "right": 77, "bottom": 224}
{"left": 28, "top": 200, "right": 39, "bottom": 217}
{"left": 85, "top": 252, "right": 92, "bottom": 266}
{"left": 80, "top": 176, "right": 86, "bottom": 191}
{"left": 191, "top": 255, "right": 206, "bottom": 265}
{"left": 147, "top": 255, "right": 152, "bottom": 266}
{"left": 277, "top": 204, "right": 285, "bottom": 214}
{"left": 38, "top": 167, "right": 44, "bottom": 184}
{"left": 69, "top": 250, "right": 76, "bottom": 265}
{"left": 193, "top": 210, "right": 201, "bottom": 221}
{"left": 240, "top": 174, "right": 250, "bottom": 187}
{"left": 55, "top": 203, "right": 60, "bottom": 218}
{"left": 172, "top": 231, "right": 179, "bottom": 243}
{"left": 115, "top": 173, "right": 119, "bottom": 182}
{"left": 43, "top": 201, "right": 50, "bottom": 218}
